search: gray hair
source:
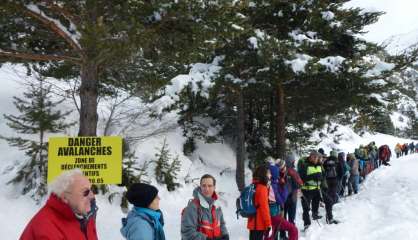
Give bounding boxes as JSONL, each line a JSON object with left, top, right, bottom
{"left": 49, "top": 169, "right": 84, "bottom": 196}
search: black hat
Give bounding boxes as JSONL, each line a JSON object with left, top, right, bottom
{"left": 126, "top": 183, "right": 158, "bottom": 208}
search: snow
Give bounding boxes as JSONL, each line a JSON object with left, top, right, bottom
{"left": 321, "top": 11, "right": 335, "bottom": 21}
{"left": 150, "top": 57, "right": 223, "bottom": 114}
{"left": 285, "top": 54, "right": 313, "bottom": 74}
{"left": 1, "top": 64, "right": 417, "bottom": 240}
{"left": 318, "top": 56, "right": 346, "bottom": 73}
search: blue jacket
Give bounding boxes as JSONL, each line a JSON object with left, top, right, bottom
{"left": 121, "top": 208, "right": 165, "bottom": 240}
{"left": 269, "top": 164, "right": 289, "bottom": 206}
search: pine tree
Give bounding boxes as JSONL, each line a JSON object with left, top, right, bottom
{"left": 1, "top": 76, "right": 74, "bottom": 201}
{"left": 0, "top": 0, "right": 228, "bottom": 136}
{"left": 165, "top": 155, "right": 181, "bottom": 192}
{"left": 153, "top": 138, "right": 181, "bottom": 191}
{"left": 154, "top": 138, "right": 170, "bottom": 185}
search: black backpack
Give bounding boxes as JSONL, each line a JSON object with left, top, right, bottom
{"left": 324, "top": 157, "right": 337, "bottom": 179}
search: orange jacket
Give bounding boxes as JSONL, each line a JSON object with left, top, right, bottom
{"left": 247, "top": 180, "right": 272, "bottom": 230}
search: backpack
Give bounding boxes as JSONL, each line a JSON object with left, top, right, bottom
{"left": 379, "top": 145, "right": 391, "bottom": 161}
{"left": 236, "top": 183, "right": 257, "bottom": 219}
{"left": 324, "top": 158, "right": 337, "bottom": 179}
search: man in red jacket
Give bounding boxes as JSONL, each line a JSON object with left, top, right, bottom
{"left": 20, "top": 169, "right": 98, "bottom": 240}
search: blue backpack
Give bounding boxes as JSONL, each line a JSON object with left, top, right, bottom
{"left": 236, "top": 183, "right": 257, "bottom": 219}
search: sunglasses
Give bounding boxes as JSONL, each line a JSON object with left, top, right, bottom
{"left": 82, "top": 188, "right": 94, "bottom": 197}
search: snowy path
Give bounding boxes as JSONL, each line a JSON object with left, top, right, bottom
{"left": 299, "top": 154, "right": 418, "bottom": 240}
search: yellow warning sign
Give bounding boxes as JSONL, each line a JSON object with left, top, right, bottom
{"left": 48, "top": 136, "right": 122, "bottom": 184}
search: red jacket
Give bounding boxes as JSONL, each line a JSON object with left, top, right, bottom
{"left": 247, "top": 180, "right": 271, "bottom": 231}
{"left": 20, "top": 194, "right": 98, "bottom": 240}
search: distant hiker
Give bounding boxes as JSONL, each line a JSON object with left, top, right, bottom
{"left": 298, "top": 151, "right": 323, "bottom": 230}
{"left": 20, "top": 169, "right": 98, "bottom": 240}
{"left": 181, "top": 174, "right": 229, "bottom": 240}
{"left": 121, "top": 183, "right": 165, "bottom": 240}
{"left": 336, "top": 152, "right": 349, "bottom": 197}
{"left": 283, "top": 154, "right": 303, "bottom": 225}
{"left": 409, "top": 142, "right": 415, "bottom": 154}
{"left": 395, "top": 143, "right": 402, "bottom": 158}
{"left": 378, "top": 144, "right": 392, "bottom": 166}
{"left": 268, "top": 160, "right": 298, "bottom": 240}
{"left": 402, "top": 143, "right": 408, "bottom": 156}
{"left": 322, "top": 150, "right": 340, "bottom": 224}
{"left": 347, "top": 153, "right": 360, "bottom": 195}
{"left": 248, "top": 165, "right": 272, "bottom": 240}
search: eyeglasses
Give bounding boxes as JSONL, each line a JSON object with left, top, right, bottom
{"left": 82, "top": 189, "right": 93, "bottom": 197}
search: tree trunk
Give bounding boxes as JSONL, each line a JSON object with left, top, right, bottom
{"left": 78, "top": 61, "right": 98, "bottom": 136}
{"left": 236, "top": 87, "right": 246, "bottom": 191}
{"left": 276, "top": 82, "right": 286, "bottom": 159}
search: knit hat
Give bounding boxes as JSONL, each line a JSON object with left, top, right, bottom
{"left": 318, "top": 148, "right": 325, "bottom": 156}
{"left": 285, "top": 154, "right": 296, "bottom": 168}
{"left": 309, "top": 150, "right": 320, "bottom": 157}
{"left": 126, "top": 183, "right": 158, "bottom": 208}
{"left": 330, "top": 150, "right": 338, "bottom": 158}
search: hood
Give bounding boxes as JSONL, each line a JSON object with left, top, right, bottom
{"left": 121, "top": 209, "right": 147, "bottom": 238}
{"left": 192, "top": 187, "right": 218, "bottom": 209}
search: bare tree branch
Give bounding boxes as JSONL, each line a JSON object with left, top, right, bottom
{"left": 0, "top": 50, "right": 81, "bottom": 64}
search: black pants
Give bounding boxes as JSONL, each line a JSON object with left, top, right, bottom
{"left": 301, "top": 189, "right": 321, "bottom": 226}
{"left": 249, "top": 230, "right": 265, "bottom": 240}
{"left": 324, "top": 178, "right": 338, "bottom": 220}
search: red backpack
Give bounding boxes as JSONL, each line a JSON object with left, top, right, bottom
{"left": 379, "top": 145, "right": 391, "bottom": 161}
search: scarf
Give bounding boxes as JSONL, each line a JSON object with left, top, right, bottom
{"left": 134, "top": 207, "right": 166, "bottom": 240}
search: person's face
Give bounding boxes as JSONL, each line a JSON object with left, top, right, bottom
{"left": 267, "top": 169, "right": 272, "bottom": 180}
{"left": 62, "top": 175, "right": 94, "bottom": 215}
{"left": 200, "top": 177, "right": 215, "bottom": 198}
{"left": 148, "top": 195, "right": 160, "bottom": 210}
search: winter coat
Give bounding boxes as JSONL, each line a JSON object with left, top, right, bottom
{"left": 20, "top": 194, "right": 98, "bottom": 240}
{"left": 181, "top": 187, "right": 228, "bottom": 240}
{"left": 347, "top": 155, "right": 360, "bottom": 176}
{"left": 247, "top": 180, "right": 272, "bottom": 231}
{"left": 300, "top": 160, "right": 323, "bottom": 191}
{"left": 121, "top": 207, "right": 165, "bottom": 240}
{"left": 395, "top": 144, "right": 402, "bottom": 153}
{"left": 269, "top": 164, "right": 289, "bottom": 207}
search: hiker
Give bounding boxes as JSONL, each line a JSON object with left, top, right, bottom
{"left": 347, "top": 153, "right": 360, "bottom": 195}
{"left": 181, "top": 174, "right": 229, "bottom": 240}
{"left": 248, "top": 165, "right": 272, "bottom": 240}
{"left": 378, "top": 145, "right": 392, "bottom": 166}
{"left": 20, "top": 169, "right": 98, "bottom": 240}
{"left": 298, "top": 150, "right": 323, "bottom": 230}
{"left": 121, "top": 183, "right": 165, "bottom": 240}
{"left": 336, "top": 152, "right": 349, "bottom": 197}
{"left": 322, "top": 151, "right": 340, "bottom": 224}
{"left": 283, "top": 154, "right": 303, "bottom": 225}
{"left": 395, "top": 143, "right": 402, "bottom": 158}
{"left": 268, "top": 160, "right": 298, "bottom": 240}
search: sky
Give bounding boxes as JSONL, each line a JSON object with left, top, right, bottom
{"left": 347, "top": 0, "right": 418, "bottom": 43}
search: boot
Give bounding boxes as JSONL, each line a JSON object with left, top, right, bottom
{"left": 312, "top": 213, "right": 322, "bottom": 220}
{"left": 326, "top": 218, "right": 340, "bottom": 224}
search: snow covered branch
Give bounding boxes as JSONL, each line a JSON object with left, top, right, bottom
{"left": 24, "top": 4, "right": 82, "bottom": 53}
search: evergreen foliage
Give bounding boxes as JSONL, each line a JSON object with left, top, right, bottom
{"left": 0, "top": 76, "right": 74, "bottom": 201}
{"left": 154, "top": 138, "right": 181, "bottom": 191}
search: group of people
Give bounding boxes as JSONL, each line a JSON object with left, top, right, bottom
{"left": 20, "top": 141, "right": 405, "bottom": 240}
{"left": 394, "top": 142, "right": 417, "bottom": 157}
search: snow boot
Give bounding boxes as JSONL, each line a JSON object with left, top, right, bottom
{"left": 326, "top": 218, "right": 340, "bottom": 224}
{"left": 312, "top": 214, "right": 322, "bottom": 220}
